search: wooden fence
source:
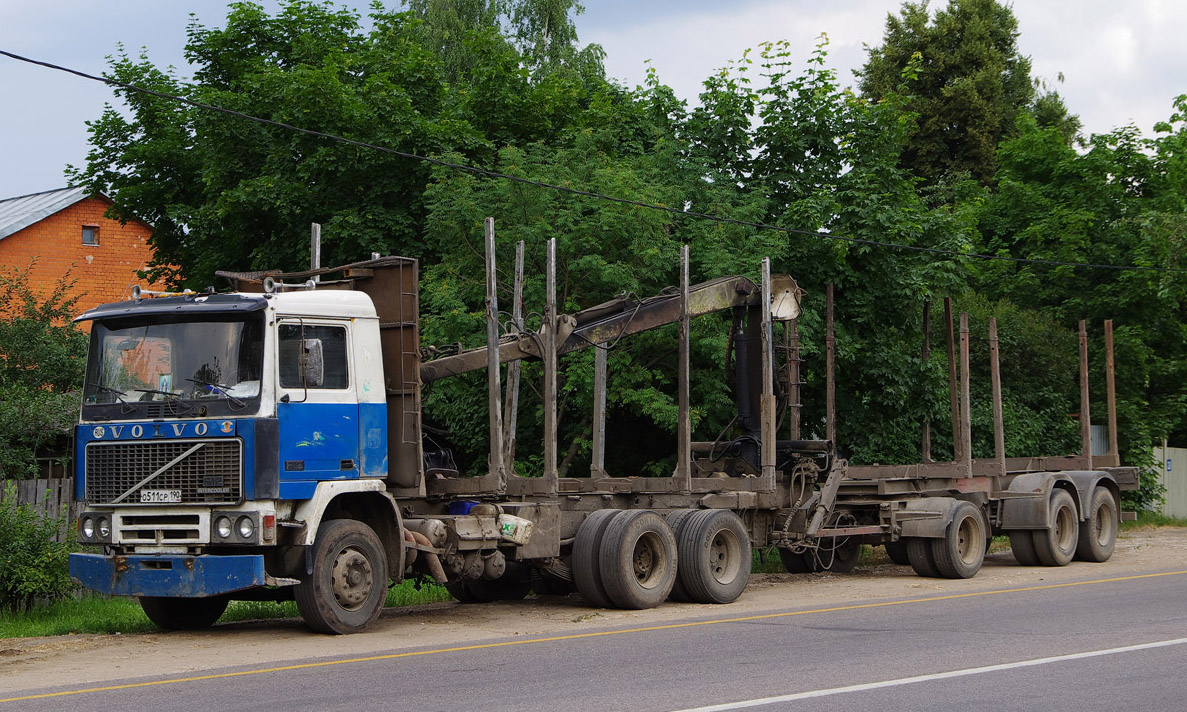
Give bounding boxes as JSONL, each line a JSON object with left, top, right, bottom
{"left": 0, "top": 477, "right": 79, "bottom": 541}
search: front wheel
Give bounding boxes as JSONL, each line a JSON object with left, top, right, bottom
{"left": 295, "top": 519, "right": 388, "bottom": 634}
{"left": 139, "top": 595, "right": 229, "bottom": 630}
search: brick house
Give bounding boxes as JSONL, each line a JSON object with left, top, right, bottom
{"left": 0, "top": 187, "right": 167, "bottom": 320}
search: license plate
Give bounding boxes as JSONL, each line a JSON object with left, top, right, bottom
{"left": 140, "top": 489, "right": 182, "bottom": 503}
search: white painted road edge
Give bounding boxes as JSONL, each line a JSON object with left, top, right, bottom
{"left": 669, "top": 636, "right": 1187, "bottom": 712}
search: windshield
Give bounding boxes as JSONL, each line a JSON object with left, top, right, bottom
{"left": 82, "top": 314, "right": 264, "bottom": 418}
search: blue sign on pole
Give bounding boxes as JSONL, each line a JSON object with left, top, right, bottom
{"left": 1168, "top": 458, "right": 1173, "bottom": 472}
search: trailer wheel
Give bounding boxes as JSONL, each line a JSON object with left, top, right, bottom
{"left": 906, "top": 537, "right": 940, "bottom": 578}
{"left": 1075, "top": 487, "right": 1118, "bottom": 562}
{"left": 599, "top": 510, "right": 677, "bottom": 609}
{"left": 572, "top": 509, "right": 619, "bottom": 608}
{"left": 1033, "top": 489, "right": 1079, "bottom": 566}
{"left": 929, "top": 502, "right": 985, "bottom": 579}
{"left": 677, "top": 510, "right": 751, "bottom": 604}
{"left": 1009, "top": 531, "right": 1040, "bottom": 566}
{"left": 139, "top": 595, "right": 229, "bottom": 630}
{"left": 295, "top": 519, "right": 388, "bottom": 634}
{"left": 664, "top": 510, "right": 699, "bottom": 602}
{"left": 884, "top": 541, "right": 911, "bottom": 566}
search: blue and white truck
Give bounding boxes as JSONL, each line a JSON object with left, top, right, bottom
{"left": 69, "top": 236, "right": 1138, "bottom": 633}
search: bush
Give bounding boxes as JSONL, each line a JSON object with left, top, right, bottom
{"left": 0, "top": 483, "right": 74, "bottom": 612}
{"left": 0, "top": 262, "right": 87, "bottom": 478}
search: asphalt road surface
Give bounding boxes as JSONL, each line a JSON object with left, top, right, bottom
{"left": 5, "top": 565, "right": 1186, "bottom": 712}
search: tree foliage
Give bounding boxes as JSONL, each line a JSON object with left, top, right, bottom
{"left": 857, "top": 0, "right": 1037, "bottom": 184}
{"left": 0, "top": 264, "right": 88, "bottom": 478}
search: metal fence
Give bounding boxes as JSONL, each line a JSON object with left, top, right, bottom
{"left": 0, "top": 477, "right": 79, "bottom": 541}
{"left": 1157, "top": 444, "right": 1187, "bottom": 519}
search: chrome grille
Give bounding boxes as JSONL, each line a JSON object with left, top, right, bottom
{"left": 85, "top": 439, "right": 242, "bottom": 505}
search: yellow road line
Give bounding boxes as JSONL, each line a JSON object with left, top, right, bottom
{"left": 3, "top": 569, "right": 1184, "bottom": 704}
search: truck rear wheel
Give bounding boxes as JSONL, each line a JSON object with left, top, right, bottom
{"left": 1033, "top": 489, "right": 1079, "bottom": 567}
{"left": 599, "top": 510, "right": 677, "bottom": 609}
{"left": 677, "top": 509, "right": 750, "bottom": 604}
{"left": 139, "top": 595, "right": 229, "bottom": 630}
{"left": 295, "top": 519, "right": 388, "bottom": 634}
{"left": 1075, "top": 487, "right": 1118, "bottom": 562}
{"left": 929, "top": 502, "right": 985, "bottom": 579}
{"left": 572, "top": 509, "right": 619, "bottom": 608}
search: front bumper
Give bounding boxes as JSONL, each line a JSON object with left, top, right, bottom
{"left": 70, "top": 553, "right": 275, "bottom": 597}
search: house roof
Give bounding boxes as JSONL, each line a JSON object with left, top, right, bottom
{"left": 0, "top": 186, "right": 92, "bottom": 241}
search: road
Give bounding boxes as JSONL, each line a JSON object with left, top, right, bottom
{"left": 3, "top": 531, "right": 1187, "bottom": 711}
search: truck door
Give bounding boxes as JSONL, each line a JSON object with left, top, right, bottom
{"left": 276, "top": 321, "right": 360, "bottom": 489}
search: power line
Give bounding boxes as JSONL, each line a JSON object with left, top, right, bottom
{"left": 3, "top": 47, "right": 1184, "bottom": 276}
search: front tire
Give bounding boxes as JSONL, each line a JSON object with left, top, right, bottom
{"left": 139, "top": 595, "right": 228, "bottom": 630}
{"left": 295, "top": 519, "right": 388, "bottom": 634}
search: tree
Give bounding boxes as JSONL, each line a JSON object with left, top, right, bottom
{"left": 0, "top": 264, "right": 88, "bottom": 478}
{"left": 974, "top": 101, "right": 1187, "bottom": 506}
{"left": 68, "top": 0, "right": 608, "bottom": 289}
{"left": 857, "top": 0, "right": 1036, "bottom": 184}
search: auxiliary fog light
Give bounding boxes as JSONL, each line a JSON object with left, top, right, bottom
{"left": 237, "top": 515, "right": 256, "bottom": 540}
{"left": 216, "top": 515, "right": 233, "bottom": 539}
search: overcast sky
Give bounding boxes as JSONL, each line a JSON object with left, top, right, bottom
{"left": 1, "top": 0, "right": 1184, "bottom": 200}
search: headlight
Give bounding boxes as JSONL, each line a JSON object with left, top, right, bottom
{"left": 81, "top": 517, "right": 95, "bottom": 539}
{"left": 97, "top": 517, "right": 111, "bottom": 538}
{"left": 237, "top": 515, "right": 255, "bottom": 540}
{"left": 216, "top": 516, "right": 233, "bottom": 539}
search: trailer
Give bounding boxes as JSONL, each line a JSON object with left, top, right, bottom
{"left": 68, "top": 222, "right": 1138, "bottom": 633}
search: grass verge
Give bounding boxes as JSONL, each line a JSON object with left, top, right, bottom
{"left": 0, "top": 579, "right": 453, "bottom": 639}
{"left": 1121, "top": 510, "right": 1187, "bottom": 530}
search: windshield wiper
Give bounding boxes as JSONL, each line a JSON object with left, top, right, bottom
{"left": 134, "top": 388, "right": 183, "bottom": 400}
{"left": 88, "top": 382, "right": 135, "bottom": 413}
{"left": 89, "top": 382, "right": 126, "bottom": 398}
{"left": 186, "top": 377, "right": 246, "bottom": 408}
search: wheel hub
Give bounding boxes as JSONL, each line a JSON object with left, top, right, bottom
{"left": 331, "top": 546, "right": 374, "bottom": 610}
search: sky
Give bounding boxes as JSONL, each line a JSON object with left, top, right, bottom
{"left": 1, "top": 0, "right": 1185, "bottom": 200}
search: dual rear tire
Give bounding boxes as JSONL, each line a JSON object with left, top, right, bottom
{"left": 904, "top": 501, "right": 986, "bottom": 579}
{"left": 1011, "top": 487, "right": 1115, "bottom": 567}
{"left": 572, "top": 509, "right": 751, "bottom": 609}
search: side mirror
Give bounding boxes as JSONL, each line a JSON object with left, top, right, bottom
{"left": 300, "top": 338, "right": 325, "bottom": 387}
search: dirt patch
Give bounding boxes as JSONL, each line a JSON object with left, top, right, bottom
{"left": 3, "top": 528, "right": 1185, "bottom": 695}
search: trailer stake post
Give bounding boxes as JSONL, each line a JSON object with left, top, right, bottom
{"left": 989, "top": 317, "right": 1006, "bottom": 477}
{"left": 484, "top": 218, "right": 506, "bottom": 490}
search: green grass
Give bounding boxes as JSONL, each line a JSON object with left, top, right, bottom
{"left": 1121, "top": 510, "right": 1187, "bottom": 530}
{"left": 0, "top": 579, "right": 454, "bottom": 639}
